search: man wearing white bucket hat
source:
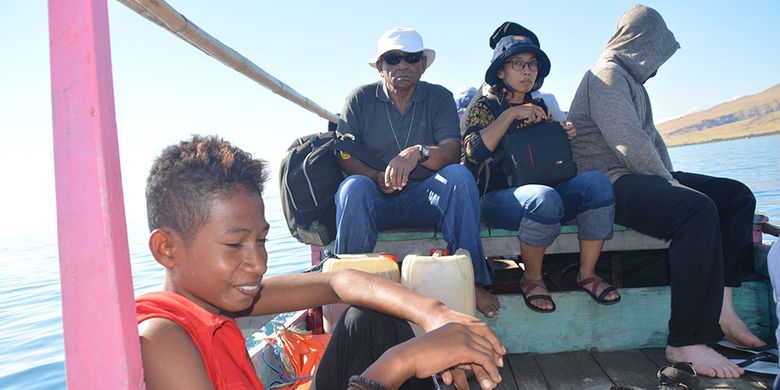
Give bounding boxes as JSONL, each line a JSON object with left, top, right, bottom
{"left": 334, "top": 28, "right": 499, "bottom": 319}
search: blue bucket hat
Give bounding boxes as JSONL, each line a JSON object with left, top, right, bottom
{"left": 485, "top": 35, "right": 550, "bottom": 92}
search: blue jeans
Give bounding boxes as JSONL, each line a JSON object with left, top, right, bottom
{"left": 334, "top": 164, "right": 490, "bottom": 285}
{"left": 481, "top": 171, "right": 615, "bottom": 247}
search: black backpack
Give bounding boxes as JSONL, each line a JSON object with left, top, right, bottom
{"left": 279, "top": 131, "right": 384, "bottom": 246}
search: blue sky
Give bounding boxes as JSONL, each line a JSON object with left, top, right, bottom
{"left": 1, "top": 0, "right": 779, "bottom": 239}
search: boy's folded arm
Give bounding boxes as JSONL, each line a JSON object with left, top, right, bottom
{"left": 138, "top": 318, "right": 214, "bottom": 390}
{"left": 249, "top": 270, "right": 440, "bottom": 322}
{"left": 250, "top": 270, "right": 456, "bottom": 325}
{"left": 250, "top": 270, "right": 505, "bottom": 357}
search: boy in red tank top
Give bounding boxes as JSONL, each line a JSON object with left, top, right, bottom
{"left": 137, "top": 135, "right": 505, "bottom": 390}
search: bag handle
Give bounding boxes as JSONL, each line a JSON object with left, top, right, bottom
{"left": 332, "top": 134, "right": 385, "bottom": 170}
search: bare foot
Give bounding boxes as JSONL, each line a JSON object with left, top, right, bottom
{"left": 720, "top": 307, "right": 766, "bottom": 348}
{"left": 720, "top": 287, "right": 766, "bottom": 348}
{"left": 475, "top": 286, "right": 499, "bottom": 318}
{"left": 666, "top": 344, "right": 744, "bottom": 378}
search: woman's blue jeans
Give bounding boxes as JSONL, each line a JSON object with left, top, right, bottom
{"left": 334, "top": 164, "right": 490, "bottom": 285}
{"left": 481, "top": 171, "right": 615, "bottom": 247}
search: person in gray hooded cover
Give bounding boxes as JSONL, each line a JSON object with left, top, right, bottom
{"left": 568, "top": 4, "right": 762, "bottom": 379}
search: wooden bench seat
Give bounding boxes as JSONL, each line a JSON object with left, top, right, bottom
{"left": 316, "top": 215, "right": 767, "bottom": 265}
{"left": 366, "top": 223, "right": 669, "bottom": 259}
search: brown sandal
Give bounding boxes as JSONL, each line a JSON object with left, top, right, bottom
{"left": 519, "top": 279, "right": 556, "bottom": 313}
{"left": 577, "top": 275, "right": 621, "bottom": 305}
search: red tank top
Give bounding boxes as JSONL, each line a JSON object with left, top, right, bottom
{"left": 136, "top": 291, "right": 264, "bottom": 389}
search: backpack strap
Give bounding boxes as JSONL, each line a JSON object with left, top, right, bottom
{"left": 332, "top": 133, "right": 386, "bottom": 170}
{"left": 476, "top": 157, "right": 493, "bottom": 199}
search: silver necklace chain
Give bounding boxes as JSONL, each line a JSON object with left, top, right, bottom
{"left": 385, "top": 103, "right": 416, "bottom": 152}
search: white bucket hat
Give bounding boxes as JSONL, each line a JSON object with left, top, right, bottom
{"left": 368, "top": 27, "right": 436, "bottom": 69}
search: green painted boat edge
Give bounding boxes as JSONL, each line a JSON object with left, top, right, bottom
{"left": 482, "top": 280, "right": 772, "bottom": 354}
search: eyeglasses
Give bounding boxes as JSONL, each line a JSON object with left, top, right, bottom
{"left": 382, "top": 52, "right": 423, "bottom": 65}
{"left": 505, "top": 58, "right": 539, "bottom": 72}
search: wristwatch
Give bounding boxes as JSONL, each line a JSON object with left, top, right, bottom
{"left": 416, "top": 144, "right": 430, "bottom": 163}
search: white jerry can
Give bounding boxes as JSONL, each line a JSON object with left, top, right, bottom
{"left": 401, "top": 248, "right": 476, "bottom": 318}
{"left": 321, "top": 253, "right": 400, "bottom": 333}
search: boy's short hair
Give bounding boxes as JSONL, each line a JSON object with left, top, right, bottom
{"left": 145, "top": 135, "right": 269, "bottom": 239}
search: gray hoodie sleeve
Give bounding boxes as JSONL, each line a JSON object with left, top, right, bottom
{"left": 652, "top": 126, "right": 674, "bottom": 172}
{"left": 587, "top": 68, "right": 674, "bottom": 181}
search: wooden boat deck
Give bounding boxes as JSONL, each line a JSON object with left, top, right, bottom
{"left": 480, "top": 348, "right": 774, "bottom": 389}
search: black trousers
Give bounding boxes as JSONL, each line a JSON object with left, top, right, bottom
{"left": 613, "top": 171, "right": 756, "bottom": 347}
{"left": 312, "top": 306, "right": 434, "bottom": 390}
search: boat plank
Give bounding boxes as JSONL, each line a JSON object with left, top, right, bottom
{"left": 534, "top": 350, "right": 613, "bottom": 390}
{"left": 478, "top": 350, "right": 776, "bottom": 390}
{"left": 495, "top": 360, "right": 520, "bottom": 390}
{"left": 592, "top": 350, "right": 659, "bottom": 389}
{"left": 461, "top": 356, "right": 520, "bottom": 390}
{"left": 507, "top": 353, "right": 547, "bottom": 390}
{"left": 639, "top": 347, "right": 667, "bottom": 367}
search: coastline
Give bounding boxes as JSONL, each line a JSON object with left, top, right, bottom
{"left": 666, "top": 129, "right": 780, "bottom": 148}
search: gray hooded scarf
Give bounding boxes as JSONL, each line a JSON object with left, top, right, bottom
{"left": 568, "top": 4, "right": 680, "bottom": 183}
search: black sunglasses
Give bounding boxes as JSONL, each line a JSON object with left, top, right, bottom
{"left": 382, "top": 52, "right": 423, "bottom": 65}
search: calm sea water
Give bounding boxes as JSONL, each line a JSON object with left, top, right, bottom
{"left": 1, "top": 134, "right": 779, "bottom": 389}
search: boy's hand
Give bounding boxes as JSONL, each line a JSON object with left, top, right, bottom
{"left": 406, "top": 323, "right": 502, "bottom": 389}
{"left": 363, "top": 323, "right": 502, "bottom": 390}
{"left": 417, "top": 305, "right": 505, "bottom": 376}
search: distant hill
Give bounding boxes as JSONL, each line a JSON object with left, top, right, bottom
{"left": 657, "top": 83, "right": 780, "bottom": 146}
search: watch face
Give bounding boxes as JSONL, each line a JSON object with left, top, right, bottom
{"left": 419, "top": 145, "right": 430, "bottom": 161}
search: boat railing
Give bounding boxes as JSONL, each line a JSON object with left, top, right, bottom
{"left": 762, "top": 220, "right": 780, "bottom": 238}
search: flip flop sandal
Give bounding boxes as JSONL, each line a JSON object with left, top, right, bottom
{"left": 728, "top": 351, "right": 779, "bottom": 374}
{"left": 609, "top": 362, "right": 699, "bottom": 389}
{"left": 519, "top": 279, "right": 556, "bottom": 313}
{"left": 735, "top": 351, "right": 777, "bottom": 367}
{"left": 717, "top": 340, "right": 778, "bottom": 356}
{"left": 657, "top": 362, "right": 699, "bottom": 389}
{"left": 577, "top": 275, "right": 621, "bottom": 305}
{"left": 728, "top": 359, "right": 779, "bottom": 375}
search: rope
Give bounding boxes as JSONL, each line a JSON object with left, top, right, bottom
{"left": 261, "top": 339, "right": 315, "bottom": 386}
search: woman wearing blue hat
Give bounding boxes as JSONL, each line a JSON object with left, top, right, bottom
{"left": 462, "top": 35, "right": 619, "bottom": 313}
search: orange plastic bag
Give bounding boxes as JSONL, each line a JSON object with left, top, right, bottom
{"left": 268, "top": 329, "right": 331, "bottom": 389}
